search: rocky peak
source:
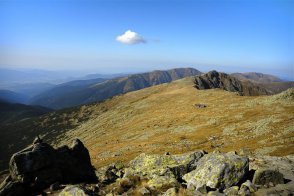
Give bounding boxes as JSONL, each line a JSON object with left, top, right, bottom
{"left": 194, "top": 70, "right": 271, "bottom": 96}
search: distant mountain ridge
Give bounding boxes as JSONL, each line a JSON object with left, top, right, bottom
{"left": 231, "top": 72, "right": 284, "bottom": 83}
{"left": 230, "top": 72, "right": 294, "bottom": 94}
{"left": 30, "top": 68, "right": 202, "bottom": 109}
{"left": 194, "top": 71, "right": 271, "bottom": 96}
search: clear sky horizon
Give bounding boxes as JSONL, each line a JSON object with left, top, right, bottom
{"left": 0, "top": 0, "right": 293, "bottom": 79}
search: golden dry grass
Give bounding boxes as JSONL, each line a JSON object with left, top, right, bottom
{"left": 54, "top": 77, "right": 294, "bottom": 169}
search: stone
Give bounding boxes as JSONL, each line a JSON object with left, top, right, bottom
{"left": 252, "top": 168, "right": 284, "bottom": 186}
{"left": 124, "top": 151, "right": 204, "bottom": 193}
{"left": 50, "top": 182, "right": 60, "bottom": 191}
{"left": 0, "top": 181, "right": 27, "bottom": 196}
{"left": 223, "top": 186, "right": 239, "bottom": 195}
{"left": 240, "top": 180, "right": 257, "bottom": 193}
{"left": 95, "top": 164, "right": 119, "bottom": 184}
{"left": 183, "top": 152, "right": 249, "bottom": 191}
{"left": 162, "top": 187, "right": 177, "bottom": 196}
{"left": 207, "top": 190, "right": 225, "bottom": 196}
{"left": 195, "top": 104, "right": 207, "bottom": 108}
{"left": 138, "top": 187, "right": 150, "bottom": 195}
{"left": 59, "top": 185, "right": 95, "bottom": 196}
{"left": 3, "top": 138, "right": 97, "bottom": 195}
{"left": 240, "top": 180, "right": 263, "bottom": 195}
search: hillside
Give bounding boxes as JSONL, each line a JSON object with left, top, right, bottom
{"left": 30, "top": 68, "right": 202, "bottom": 109}
{"left": 194, "top": 71, "right": 271, "bottom": 96}
{"left": 231, "top": 72, "right": 284, "bottom": 83}
{"left": 0, "top": 90, "right": 29, "bottom": 104}
{"left": 0, "top": 100, "right": 53, "bottom": 125}
{"left": 0, "top": 77, "right": 293, "bottom": 171}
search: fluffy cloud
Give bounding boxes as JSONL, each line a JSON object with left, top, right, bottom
{"left": 116, "top": 30, "right": 146, "bottom": 44}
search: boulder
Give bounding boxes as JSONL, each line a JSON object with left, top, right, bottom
{"left": 124, "top": 151, "right": 204, "bottom": 192}
{"left": 0, "top": 181, "right": 27, "bottom": 196}
{"left": 126, "top": 151, "right": 204, "bottom": 178}
{"left": 183, "top": 152, "right": 249, "bottom": 191}
{"left": 1, "top": 138, "right": 97, "bottom": 195}
{"left": 252, "top": 168, "right": 284, "bottom": 186}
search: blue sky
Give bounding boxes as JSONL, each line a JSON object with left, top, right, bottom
{"left": 0, "top": 0, "right": 293, "bottom": 79}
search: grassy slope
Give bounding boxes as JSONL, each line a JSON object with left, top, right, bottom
{"left": 53, "top": 77, "right": 294, "bottom": 169}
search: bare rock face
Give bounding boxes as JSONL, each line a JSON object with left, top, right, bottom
{"left": 194, "top": 70, "right": 270, "bottom": 96}
{"left": 1, "top": 138, "right": 97, "bottom": 196}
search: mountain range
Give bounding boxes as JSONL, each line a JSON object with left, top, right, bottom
{"left": 29, "top": 68, "right": 202, "bottom": 109}
{"left": 0, "top": 72, "right": 293, "bottom": 172}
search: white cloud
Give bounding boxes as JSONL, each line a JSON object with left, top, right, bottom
{"left": 116, "top": 30, "right": 146, "bottom": 45}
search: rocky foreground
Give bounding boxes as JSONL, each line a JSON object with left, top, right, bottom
{"left": 0, "top": 139, "right": 293, "bottom": 196}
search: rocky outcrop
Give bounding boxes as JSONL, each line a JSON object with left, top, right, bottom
{"left": 0, "top": 138, "right": 97, "bottom": 196}
{"left": 1, "top": 142, "right": 294, "bottom": 195}
{"left": 194, "top": 70, "right": 271, "bottom": 96}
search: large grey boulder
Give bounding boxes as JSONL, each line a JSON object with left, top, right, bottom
{"left": 183, "top": 152, "right": 249, "bottom": 191}
{"left": 1, "top": 138, "right": 97, "bottom": 195}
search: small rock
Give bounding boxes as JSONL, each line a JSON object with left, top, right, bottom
{"left": 59, "top": 185, "right": 94, "bottom": 196}
{"left": 162, "top": 187, "right": 177, "bottom": 196}
{"left": 207, "top": 189, "right": 225, "bottom": 196}
{"left": 138, "top": 187, "right": 150, "bottom": 195}
{"left": 195, "top": 104, "right": 207, "bottom": 108}
{"left": 49, "top": 182, "right": 60, "bottom": 191}
{"left": 240, "top": 180, "right": 257, "bottom": 193}
{"left": 223, "top": 186, "right": 239, "bottom": 195}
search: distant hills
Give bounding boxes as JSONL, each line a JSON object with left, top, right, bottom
{"left": 231, "top": 72, "right": 284, "bottom": 83}
{"left": 230, "top": 72, "right": 294, "bottom": 94}
{"left": 30, "top": 68, "right": 202, "bottom": 109}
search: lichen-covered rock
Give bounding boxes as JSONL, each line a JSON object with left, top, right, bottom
{"left": 59, "top": 185, "right": 96, "bottom": 196}
{"left": 138, "top": 187, "right": 150, "bottom": 195}
{"left": 183, "top": 152, "right": 249, "bottom": 191}
{"left": 162, "top": 187, "right": 177, "bottom": 196}
{"left": 207, "top": 190, "right": 225, "bottom": 196}
{"left": 238, "top": 180, "right": 257, "bottom": 195}
{"left": 95, "top": 161, "right": 124, "bottom": 185}
{"left": 223, "top": 186, "right": 239, "bottom": 195}
{"left": 147, "top": 175, "right": 179, "bottom": 190}
{"left": 124, "top": 151, "right": 204, "bottom": 192}
{"left": 252, "top": 168, "right": 284, "bottom": 186}
{"left": 126, "top": 151, "right": 205, "bottom": 178}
